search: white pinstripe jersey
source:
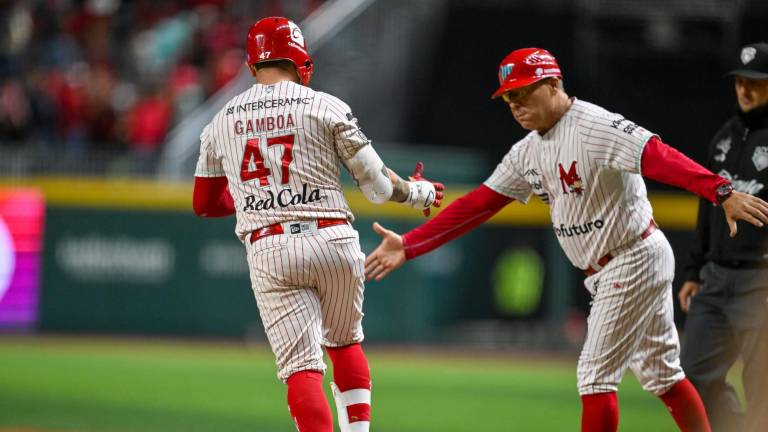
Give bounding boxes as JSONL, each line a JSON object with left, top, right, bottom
{"left": 485, "top": 99, "right": 657, "bottom": 270}
{"left": 195, "top": 80, "right": 369, "bottom": 240}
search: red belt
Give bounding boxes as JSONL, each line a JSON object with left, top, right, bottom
{"left": 583, "top": 220, "right": 658, "bottom": 276}
{"left": 249, "top": 218, "right": 348, "bottom": 244}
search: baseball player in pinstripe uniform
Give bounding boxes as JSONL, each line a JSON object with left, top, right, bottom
{"left": 192, "top": 17, "right": 444, "bottom": 432}
{"left": 365, "top": 48, "right": 768, "bottom": 432}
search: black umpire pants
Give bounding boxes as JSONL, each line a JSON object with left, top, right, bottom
{"left": 681, "top": 262, "right": 768, "bottom": 432}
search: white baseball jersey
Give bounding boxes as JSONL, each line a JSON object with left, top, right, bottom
{"left": 485, "top": 99, "right": 657, "bottom": 270}
{"left": 195, "top": 80, "right": 369, "bottom": 382}
{"left": 484, "top": 98, "right": 686, "bottom": 396}
{"left": 195, "top": 80, "right": 370, "bottom": 240}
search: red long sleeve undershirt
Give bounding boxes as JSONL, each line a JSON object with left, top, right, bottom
{"left": 641, "top": 136, "right": 729, "bottom": 204}
{"left": 402, "top": 136, "right": 730, "bottom": 260}
{"left": 402, "top": 185, "right": 513, "bottom": 259}
{"left": 193, "top": 176, "right": 235, "bottom": 217}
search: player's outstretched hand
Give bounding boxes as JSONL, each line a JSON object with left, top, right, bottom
{"left": 409, "top": 162, "right": 445, "bottom": 217}
{"left": 364, "top": 222, "right": 406, "bottom": 281}
{"left": 677, "top": 281, "right": 700, "bottom": 313}
{"left": 721, "top": 191, "right": 768, "bottom": 237}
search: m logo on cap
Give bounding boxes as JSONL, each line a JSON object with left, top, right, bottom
{"left": 741, "top": 47, "right": 757, "bottom": 65}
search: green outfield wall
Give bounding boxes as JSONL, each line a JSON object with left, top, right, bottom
{"left": 2, "top": 177, "right": 699, "bottom": 342}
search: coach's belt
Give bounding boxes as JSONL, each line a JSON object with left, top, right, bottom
{"left": 583, "top": 220, "right": 658, "bottom": 276}
{"left": 249, "top": 218, "right": 348, "bottom": 243}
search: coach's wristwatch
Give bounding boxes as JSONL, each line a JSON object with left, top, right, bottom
{"left": 715, "top": 183, "right": 734, "bottom": 204}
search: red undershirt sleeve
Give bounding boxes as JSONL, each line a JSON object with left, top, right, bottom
{"left": 402, "top": 184, "right": 514, "bottom": 260}
{"left": 641, "top": 136, "right": 730, "bottom": 205}
{"left": 193, "top": 176, "right": 235, "bottom": 217}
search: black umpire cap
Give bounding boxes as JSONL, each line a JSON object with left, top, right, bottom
{"left": 728, "top": 42, "right": 768, "bottom": 79}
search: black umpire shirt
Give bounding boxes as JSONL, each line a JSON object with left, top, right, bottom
{"left": 685, "top": 103, "right": 768, "bottom": 282}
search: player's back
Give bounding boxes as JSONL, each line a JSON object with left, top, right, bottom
{"left": 198, "top": 80, "right": 366, "bottom": 240}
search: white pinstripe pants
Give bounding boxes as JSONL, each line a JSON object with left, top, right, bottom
{"left": 578, "top": 229, "right": 685, "bottom": 396}
{"left": 245, "top": 223, "right": 366, "bottom": 382}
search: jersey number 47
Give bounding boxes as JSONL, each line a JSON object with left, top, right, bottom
{"left": 240, "top": 134, "right": 295, "bottom": 186}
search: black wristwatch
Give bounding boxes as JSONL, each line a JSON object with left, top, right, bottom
{"left": 716, "top": 183, "right": 734, "bottom": 204}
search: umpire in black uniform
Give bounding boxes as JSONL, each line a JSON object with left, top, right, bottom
{"left": 679, "top": 42, "right": 768, "bottom": 432}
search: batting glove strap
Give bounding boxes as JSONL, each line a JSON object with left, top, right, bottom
{"left": 404, "top": 180, "right": 436, "bottom": 209}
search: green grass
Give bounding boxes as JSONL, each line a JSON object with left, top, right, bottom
{"left": 0, "top": 336, "right": 679, "bottom": 431}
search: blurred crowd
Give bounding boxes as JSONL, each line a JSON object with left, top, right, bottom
{"left": 0, "top": 0, "right": 324, "bottom": 173}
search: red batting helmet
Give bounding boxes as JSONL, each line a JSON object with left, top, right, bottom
{"left": 246, "top": 17, "right": 314, "bottom": 86}
{"left": 491, "top": 48, "right": 562, "bottom": 99}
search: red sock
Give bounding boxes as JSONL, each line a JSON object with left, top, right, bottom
{"left": 286, "top": 370, "right": 333, "bottom": 432}
{"left": 581, "top": 392, "right": 619, "bottom": 432}
{"left": 659, "top": 378, "right": 711, "bottom": 432}
{"left": 326, "top": 343, "right": 371, "bottom": 423}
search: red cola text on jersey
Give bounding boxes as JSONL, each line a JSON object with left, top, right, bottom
{"left": 243, "top": 183, "right": 324, "bottom": 211}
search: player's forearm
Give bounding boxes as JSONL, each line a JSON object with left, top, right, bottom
{"left": 344, "top": 145, "right": 394, "bottom": 204}
{"left": 641, "top": 136, "right": 730, "bottom": 205}
{"left": 212, "top": 189, "right": 236, "bottom": 216}
{"left": 193, "top": 176, "right": 236, "bottom": 217}
{"left": 402, "top": 184, "right": 513, "bottom": 259}
{"left": 387, "top": 168, "right": 410, "bottom": 203}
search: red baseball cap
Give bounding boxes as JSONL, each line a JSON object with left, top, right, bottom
{"left": 491, "top": 48, "right": 562, "bottom": 99}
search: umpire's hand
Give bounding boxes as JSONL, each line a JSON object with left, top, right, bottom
{"left": 721, "top": 191, "right": 768, "bottom": 237}
{"left": 365, "top": 222, "right": 406, "bottom": 281}
{"left": 678, "top": 281, "right": 701, "bottom": 313}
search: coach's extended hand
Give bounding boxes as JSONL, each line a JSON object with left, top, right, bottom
{"left": 721, "top": 191, "right": 768, "bottom": 237}
{"left": 365, "top": 222, "right": 406, "bottom": 281}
